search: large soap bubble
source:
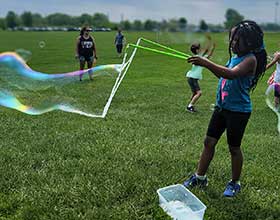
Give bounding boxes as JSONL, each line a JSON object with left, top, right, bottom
{"left": 265, "top": 82, "right": 280, "bottom": 134}
{"left": 0, "top": 52, "right": 122, "bottom": 117}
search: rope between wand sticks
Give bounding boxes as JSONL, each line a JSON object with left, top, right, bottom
{"left": 128, "top": 43, "right": 191, "bottom": 60}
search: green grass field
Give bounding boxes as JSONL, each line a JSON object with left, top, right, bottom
{"left": 0, "top": 30, "right": 279, "bottom": 220}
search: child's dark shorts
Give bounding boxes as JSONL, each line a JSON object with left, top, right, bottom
{"left": 79, "top": 55, "right": 94, "bottom": 62}
{"left": 206, "top": 107, "right": 251, "bottom": 147}
{"left": 274, "top": 83, "right": 280, "bottom": 97}
{"left": 187, "top": 77, "right": 200, "bottom": 93}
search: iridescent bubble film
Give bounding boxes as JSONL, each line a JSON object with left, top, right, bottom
{"left": 0, "top": 52, "right": 122, "bottom": 117}
{"left": 265, "top": 82, "right": 280, "bottom": 134}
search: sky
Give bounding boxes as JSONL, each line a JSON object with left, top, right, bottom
{"left": 0, "top": 0, "right": 279, "bottom": 25}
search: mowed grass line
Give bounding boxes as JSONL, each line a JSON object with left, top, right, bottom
{"left": 0, "top": 31, "right": 279, "bottom": 220}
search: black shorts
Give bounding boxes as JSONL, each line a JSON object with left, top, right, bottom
{"left": 206, "top": 107, "right": 251, "bottom": 146}
{"left": 187, "top": 77, "right": 200, "bottom": 93}
{"left": 116, "top": 44, "right": 123, "bottom": 53}
{"left": 79, "top": 55, "right": 94, "bottom": 62}
{"left": 275, "top": 83, "right": 280, "bottom": 97}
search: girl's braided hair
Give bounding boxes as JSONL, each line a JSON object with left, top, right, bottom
{"left": 228, "top": 20, "right": 267, "bottom": 91}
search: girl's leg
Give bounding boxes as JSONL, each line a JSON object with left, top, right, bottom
{"left": 197, "top": 108, "right": 226, "bottom": 175}
{"left": 190, "top": 93, "right": 195, "bottom": 101}
{"left": 226, "top": 111, "right": 250, "bottom": 182}
{"left": 224, "top": 145, "right": 243, "bottom": 197}
{"left": 79, "top": 60, "right": 85, "bottom": 81}
{"left": 189, "top": 90, "right": 202, "bottom": 106}
{"left": 229, "top": 146, "right": 243, "bottom": 182}
{"left": 196, "top": 136, "right": 218, "bottom": 175}
{"left": 183, "top": 109, "right": 225, "bottom": 187}
{"left": 119, "top": 44, "right": 123, "bottom": 57}
{"left": 187, "top": 78, "right": 201, "bottom": 108}
{"left": 87, "top": 61, "right": 93, "bottom": 80}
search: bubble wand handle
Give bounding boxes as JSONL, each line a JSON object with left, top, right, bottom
{"left": 128, "top": 43, "right": 190, "bottom": 60}
{"left": 140, "top": 37, "right": 190, "bottom": 57}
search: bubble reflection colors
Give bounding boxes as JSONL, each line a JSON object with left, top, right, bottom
{"left": 265, "top": 83, "right": 280, "bottom": 134}
{"left": 0, "top": 52, "right": 122, "bottom": 117}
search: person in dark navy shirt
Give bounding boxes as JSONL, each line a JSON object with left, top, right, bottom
{"left": 75, "top": 26, "right": 97, "bottom": 81}
{"left": 114, "top": 29, "right": 125, "bottom": 57}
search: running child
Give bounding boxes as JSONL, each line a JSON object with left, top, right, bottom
{"left": 186, "top": 41, "right": 215, "bottom": 112}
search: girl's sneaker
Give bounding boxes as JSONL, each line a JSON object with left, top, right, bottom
{"left": 223, "top": 181, "right": 241, "bottom": 197}
{"left": 183, "top": 174, "right": 208, "bottom": 188}
{"left": 186, "top": 106, "right": 196, "bottom": 113}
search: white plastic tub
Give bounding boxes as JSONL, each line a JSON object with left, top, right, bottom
{"left": 157, "top": 184, "right": 206, "bottom": 220}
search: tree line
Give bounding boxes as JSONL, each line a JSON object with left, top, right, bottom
{"left": 0, "top": 11, "right": 191, "bottom": 31}
{"left": 0, "top": 9, "right": 279, "bottom": 32}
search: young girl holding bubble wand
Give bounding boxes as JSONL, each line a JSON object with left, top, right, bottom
{"left": 186, "top": 39, "right": 215, "bottom": 113}
{"left": 183, "top": 20, "right": 267, "bottom": 197}
{"left": 266, "top": 51, "right": 280, "bottom": 109}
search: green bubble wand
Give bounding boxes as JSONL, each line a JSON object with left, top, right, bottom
{"left": 140, "top": 37, "right": 190, "bottom": 57}
{"left": 126, "top": 38, "right": 191, "bottom": 60}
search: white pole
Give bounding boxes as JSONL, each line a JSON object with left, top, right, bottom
{"left": 101, "top": 38, "right": 142, "bottom": 118}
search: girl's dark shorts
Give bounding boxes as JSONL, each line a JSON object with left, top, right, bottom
{"left": 187, "top": 77, "right": 200, "bottom": 92}
{"left": 79, "top": 55, "right": 94, "bottom": 62}
{"left": 206, "top": 107, "right": 251, "bottom": 147}
{"left": 275, "top": 83, "right": 280, "bottom": 97}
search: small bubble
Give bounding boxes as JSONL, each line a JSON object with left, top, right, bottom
{"left": 39, "top": 41, "right": 46, "bottom": 48}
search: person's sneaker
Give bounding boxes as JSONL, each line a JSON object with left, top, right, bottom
{"left": 183, "top": 174, "right": 208, "bottom": 188}
{"left": 223, "top": 180, "right": 241, "bottom": 197}
{"left": 186, "top": 106, "right": 196, "bottom": 113}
